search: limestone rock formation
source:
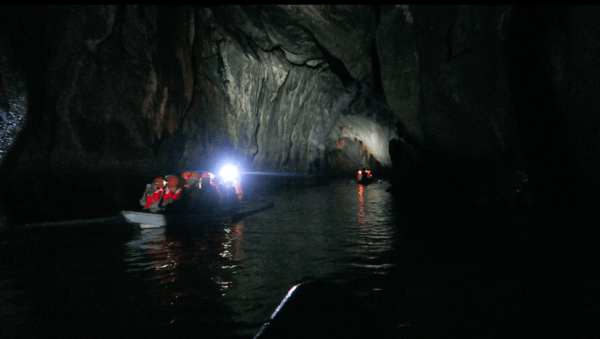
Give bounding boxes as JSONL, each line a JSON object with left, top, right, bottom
{"left": 0, "top": 5, "right": 396, "bottom": 219}
{"left": 0, "top": 5, "right": 599, "bottom": 223}
{"left": 185, "top": 5, "right": 388, "bottom": 176}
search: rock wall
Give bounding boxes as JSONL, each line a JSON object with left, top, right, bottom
{"left": 380, "top": 5, "right": 520, "bottom": 201}
{"left": 0, "top": 5, "right": 599, "bottom": 222}
{"left": 507, "top": 5, "right": 600, "bottom": 220}
{"left": 0, "top": 5, "right": 397, "bottom": 219}
{"left": 184, "top": 5, "right": 393, "bottom": 176}
{"left": 187, "top": 8, "right": 354, "bottom": 174}
{"left": 0, "top": 5, "right": 199, "bottom": 218}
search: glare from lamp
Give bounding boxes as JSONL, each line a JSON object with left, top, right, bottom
{"left": 219, "top": 164, "right": 239, "bottom": 183}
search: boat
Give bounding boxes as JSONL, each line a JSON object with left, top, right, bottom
{"left": 121, "top": 200, "right": 274, "bottom": 228}
{"left": 6, "top": 198, "right": 273, "bottom": 231}
{"left": 356, "top": 168, "right": 374, "bottom": 185}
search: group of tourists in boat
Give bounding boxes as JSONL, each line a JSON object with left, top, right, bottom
{"left": 140, "top": 165, "right": 243, "bottom": 213}
{"left": 356, "top": 168, "right": 373, "bottom": 185}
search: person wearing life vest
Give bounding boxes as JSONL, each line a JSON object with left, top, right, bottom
{"left": 357, "top": 168, "right": 372, "bottom": 182}
{"left": 199, "top": 172, "right": 218, "bottom": 190}
{"left": 198, "top": 172, "right": 223, "bottom": 207}
{"left": 229, "top": 181, "right": 243, "bottom": 201}
{"left": 141, "top": 178, "right": 165, "bottom": 212}
{"left": 181, "top": 172, "right": 200, "bottom": 189}
{"left": 181, "top": 171, "right": 202, "bottom": 203}
{"left": 161, "top": 175, "right": 183, "bottom": 208}
{"left": 218, "top": 165, "right": 243, "bottom": 203}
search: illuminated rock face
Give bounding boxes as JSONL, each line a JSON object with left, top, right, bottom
{"left": 185, "top": 5, "right": 387, "bottom": 175}
{"left": 188, "top": 20, "right": 356, "bottom": 174}
{"left": 1, "top": 5, "right": 599, "bottom": 218}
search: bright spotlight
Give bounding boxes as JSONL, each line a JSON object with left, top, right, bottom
{"left": 219, "top": 164, "right": 239, "bottom": 183}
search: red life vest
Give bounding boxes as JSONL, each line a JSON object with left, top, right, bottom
{"left": 357, "top": 170, "right": 372, "bottom": 181}
{"left": 143, "top": 188, "right": 164, "bottom": 210}
{"left": 234, "top": 181, "right": 243, "bottom": 196}
{"left": 224, "top": 181, "right": 243, "bottom": 201}
{"left": 163, "top": 187, "right": 182, "bottom": 201}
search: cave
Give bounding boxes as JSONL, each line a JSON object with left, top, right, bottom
{"left": 0, "top": 5, "right": 598, "bottom": 338}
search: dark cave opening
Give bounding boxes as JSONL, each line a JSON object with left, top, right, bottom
{"left": 506, "top": 5, "right": 577, "bottom": 215}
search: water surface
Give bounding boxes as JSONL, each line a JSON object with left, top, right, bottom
{"left": 1, "top": 180, "right": 404, "bottom": 338}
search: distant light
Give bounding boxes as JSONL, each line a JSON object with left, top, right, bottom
{"left": 219, "top": 164, "right": 239, "bottom": 183}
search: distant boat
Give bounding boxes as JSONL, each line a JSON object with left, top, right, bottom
{"left": 356, "top": 169, "right": 373, "bottom": 185}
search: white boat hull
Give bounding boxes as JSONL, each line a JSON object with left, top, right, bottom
{"left": 121, "top": 211, "right": 166, "bottom": 228}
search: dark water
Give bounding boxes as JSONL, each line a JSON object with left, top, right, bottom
{"left": 0, "top": 180, "right": 404, "bottom": 338}
{"left": 1, "top": 179, "right": 597, "bottom": 338}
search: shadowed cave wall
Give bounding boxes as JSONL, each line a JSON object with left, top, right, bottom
{"left": 0, "top": 5, "right": 599, "bottom": 230}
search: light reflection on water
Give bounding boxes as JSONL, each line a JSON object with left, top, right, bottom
{"left": 0, "top": 180, "right": 398, "bottom": 338}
